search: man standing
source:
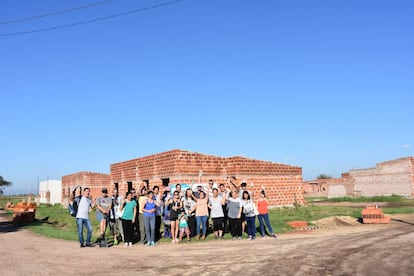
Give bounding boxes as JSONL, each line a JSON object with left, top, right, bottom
{"left": 95, "top": 188, "right": 112, "bottom": 241}
{"left": 109, "top": 188, "right": 123, "bottom": 244}
{"left": 130, "top": 188, "right": 140, "bottom": 242}
{"left": 219, "top": 183, "right": 230, "bottom": 233}
{"left": 75, "top": 187, "right": 95, "bottom": 247}
{"left": 138, "top": 184, "right": 148, "bottom": 244}
{"left": 238, "top": 182, "right": 252, "bottom": 199}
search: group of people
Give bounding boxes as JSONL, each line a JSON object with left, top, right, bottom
{"left": 72, "top": 178, "right": 277, "bottom": 248}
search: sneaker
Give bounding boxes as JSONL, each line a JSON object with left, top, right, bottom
{"left": 238, "top": 236, "right": 242, "bottom": 240}
{"left": 124, "top": 242, "right": 129, "bottom": 247}
{"left": 85, "top": 243, "right": 93, "bottom": 247}
{"left": 80, "top": 243, "right": 85, "bottom": 248}
{"left": 271, "top": 234, "right": 277, "bottom": 238}
{"left": 232, "top": 237, "right": 236, "bottom": 241}
{"left": 150, "top": 241, "right": 156, "bottom": 246}
{"left": 128, "top": 242, "right": 133, "bottom": 247}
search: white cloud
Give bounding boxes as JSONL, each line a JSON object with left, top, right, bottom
{"left": 402, "top": 144, "right": 411, "bottom": 149}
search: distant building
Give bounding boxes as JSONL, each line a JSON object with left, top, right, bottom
{"left": 39, "top": 179, "right": 62, "bottom": 205}
{"left": 61, "top": 172, "right": 110, "bottom": 205}
{"left": 304, "top": 157, "right": 414, "bottom": 198}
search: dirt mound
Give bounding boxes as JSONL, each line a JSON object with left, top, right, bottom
{"left": 312, "top": 216, "right": 361, "bottom": 229}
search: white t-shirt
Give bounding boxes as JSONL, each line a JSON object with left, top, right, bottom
{"left": 76, "top": 196, "right": 92, "bottom": 219}
{"left": 209, "top": 196, "right": 224, "bottom": 218}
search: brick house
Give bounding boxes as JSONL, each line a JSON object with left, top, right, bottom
{"left": 110, "top": 149, "right": 304, "bottom": 207}
{"left": 61, "top": 171, "right": 110, "bottom": 206}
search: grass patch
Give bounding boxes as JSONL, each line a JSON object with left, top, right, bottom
{"left": 325, "top": 195, "right": 412, "bottom": 203}
{"left": 268, "top": 205, "right": 363, "bottom": 233}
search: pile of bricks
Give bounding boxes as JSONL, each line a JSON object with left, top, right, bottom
{"left": 361, "top": 205, "right": 390, "bottom": 224}
{"left": 12, "top": 202, "right": 36, "bottom": 223}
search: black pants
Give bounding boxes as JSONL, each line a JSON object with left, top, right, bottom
{"left": 155, "top": 215, "right": 162, "bottom": 241}
{"left": 122, "top": 219, "right": 134, "bottom": 243}
{"left": 188, "top": 215, "right": 196, "bottom": 237}
{"left": 213, "top": 217, "right": 224, "bottom": 231}
{"left": 222, "top": 204, "right": 228, "bottom": 232}
{"left": 228, "top": 217, "right": 242, "bottom": 237}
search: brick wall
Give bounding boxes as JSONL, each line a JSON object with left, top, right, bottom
{"left": 303, "top": 176, "right": 352, "bottom": 198}
{"left": 410, "top": 157, "right": 414, "bottom": 196}
{"left": 110, "top": 149, "right": 304, "bottom": 207}
{"left": 350, "top": 157, "right": 413, "bottom": 196}
{"left": 61, "top": 171, "right": 110, "bottom": 204}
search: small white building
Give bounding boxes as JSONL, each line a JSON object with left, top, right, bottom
{"left": 39, "top": 179, "right": 62, "bottom": 205}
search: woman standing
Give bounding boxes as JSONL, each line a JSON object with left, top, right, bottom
{"left": 226, "top": 190, "right": 242, "bottom": 240}
{"left": 183, "top": 188, "right": 197, "bottom": 237}
{"left": 120, "top": 192, "right": 137, "bottom": 247}
{"left": 257, "top": 188, "right": 276, "bottom": 238}
{"left": 142, "top": 190, "right": 157, "bottom": 246}
{"left": 167, "top": 191, "right": 183, "bottom": 243}
{"left": 194, "top": 191, "right": 209, "bottom": 240}
{"left": 241, "top": 190, "right": 257, "bottom": 240}
{"left": 208, "top": 188, "right": 226, "bottom": 239}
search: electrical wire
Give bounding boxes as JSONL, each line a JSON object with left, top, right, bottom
{"left": 0, "top": 0, "right": 183, "bottom": 37}
{"left": 0, "top": 0, "right": 113, "bottom": 25}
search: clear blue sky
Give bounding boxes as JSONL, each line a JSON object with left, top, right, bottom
{"left": 1, "top": 0, "right": 413, "bottom": 194}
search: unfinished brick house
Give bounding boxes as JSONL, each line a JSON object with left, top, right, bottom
{"left": 304, "top": 157, "right": 414, "bottom": 198}
{"left": 61, "top": 171, "right": 110, "bottom": 205}
{"left": 110, "top": 149, "right": 304, "bottom": 207}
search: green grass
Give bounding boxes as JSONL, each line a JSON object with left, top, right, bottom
{"left": 268, "top": 205, "right": 363, "bottom": 233}
{"left": 28, "top": 204, "right": 102, "bottom": 241}
{"left": 320, "top": 195, "right": 414, "bottom": 204}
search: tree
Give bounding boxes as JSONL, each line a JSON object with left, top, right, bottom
{"left": 316, "top": 174, "right": 332, "bottom": 179}
{"left": 0, "top": 176, "right": 12, "bottom": 195}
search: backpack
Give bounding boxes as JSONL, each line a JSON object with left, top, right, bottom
{"left": 69, "top": 196, "right": 81, "bottom": 217}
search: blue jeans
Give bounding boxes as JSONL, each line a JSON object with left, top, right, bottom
{"left": 245, "top": 216, "right": 256, "bottom": 237}
{"left": 76, "top": 218, "right": 92, "bottom": 245}
{"left": 144, "top": 215, "right": 155, "bottom": 243}
{"left": 258, "top": 213, "right": 274, "bottom": 236}
{"left": 196, "top": 215, "right": 208, "bottom": 236}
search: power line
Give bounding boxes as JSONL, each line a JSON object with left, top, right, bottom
{"left": 0, "top": 0, "right": 114, "bottom": 25}
{"left": 0, "top": 0, "right": 183, "bottom": 37}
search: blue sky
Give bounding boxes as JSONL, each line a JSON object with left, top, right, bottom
{"left": 1, "top": 0, "right": 413, "bottom": 194}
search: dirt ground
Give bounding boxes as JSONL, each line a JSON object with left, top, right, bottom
{"left": 1, "top": 211, "right": 414, "bottom": 276}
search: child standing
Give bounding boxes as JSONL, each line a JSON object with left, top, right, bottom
{"left": 178, "top": 211, "right": 191, "bottom": 242}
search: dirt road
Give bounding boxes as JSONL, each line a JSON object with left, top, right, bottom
{"left": 1, "top": 212, "right": 413, "bottom": 276}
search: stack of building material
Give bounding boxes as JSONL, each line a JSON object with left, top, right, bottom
{"left": 361, "top": 205, "right": 390, "bottom": 224}
{"left": 12, "top": 202, "right": 36, "bottom": 223}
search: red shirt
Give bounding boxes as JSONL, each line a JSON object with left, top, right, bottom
{"left": 257, "top": 198, "right": 268, "bottom": 215}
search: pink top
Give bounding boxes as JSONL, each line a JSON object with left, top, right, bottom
{"left": 195, "top": 197, "right": 209, "bottom": 216}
